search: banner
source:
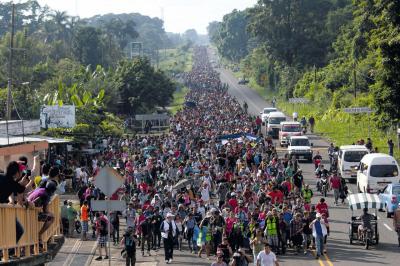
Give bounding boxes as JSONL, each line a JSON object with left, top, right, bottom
{"left": 40, "top": 105, "right": 76, "bottom": 129}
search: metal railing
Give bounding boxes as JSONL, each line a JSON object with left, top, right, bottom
{"left": 0, "top": 194, "right": 60, "bottom": 263}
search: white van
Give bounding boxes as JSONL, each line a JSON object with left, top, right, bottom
{"left": 356, "top": 153, "right": 400, "bottom": 193}
{"left": 267, "top": 111, "right": 286, "bottom": 138}
{"left": 338, "top": 145, "right": 369, "bottom": 181}
{"left": 260, "top": 107, "right": 277, "bottom": 122}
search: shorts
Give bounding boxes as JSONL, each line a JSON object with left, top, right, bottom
{"left": 98, "top": 235, "right": 108, "bottom": 248}
{"left": 38, "top": 212, "right": 52, "bottom": 222}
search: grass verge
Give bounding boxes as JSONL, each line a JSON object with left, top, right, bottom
{"left": 169, "top": 87, "right": 189, "bottom": 115}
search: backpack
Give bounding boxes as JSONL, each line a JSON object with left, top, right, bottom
{"left": 100, "top": 218, "right": 108, "bottom": 235}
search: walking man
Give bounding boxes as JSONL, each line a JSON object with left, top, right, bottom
{"left": 161, "top": 213, "right": 177, "bottom": 264}
{"left": 309, "top": 213, "right": 328, "bottom": 259}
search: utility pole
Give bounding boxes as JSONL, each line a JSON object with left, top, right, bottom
{"left": 353, "top": 61, "right": 357, "bottom": 100}
{"left": 6, "top": 4, "right": 15, "bottom": 120}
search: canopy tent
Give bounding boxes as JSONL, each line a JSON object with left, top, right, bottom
{"left": 217, "top": 133, "right": 261, "bottom": 143}
{"left": 347, "top": 193, "right": 384, "bottom": 210}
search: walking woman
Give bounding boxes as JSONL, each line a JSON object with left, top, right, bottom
{"left": 250, "top": 229, "right": 267, "bottom": 264}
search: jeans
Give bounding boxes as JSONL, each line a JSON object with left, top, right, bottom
{"left": 112, "top": 224, "right": 120, "bottom": 243}
{"left": 16, "top": 219, "right": 24, "bottom": 243}
{"left": 315, "top": 235, "right": 324, "bottom": 256}
{"left": 163, "top": 237, "right": 174, "bottom": 261}
{"left": 152, "top": 230, "right": 161, "bottom": 248}
{"left": 333, "top": 189, "right": 340, "bottom": 204}
{"left": 141, "top": 234, "right": 152, "bottom": 253}
{"left": 126, "top": 252, "right": 136, "bottom": 266}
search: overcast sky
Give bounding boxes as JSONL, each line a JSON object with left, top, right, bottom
{"left": 35, "top": 0, "right": 257, "bottom": 34}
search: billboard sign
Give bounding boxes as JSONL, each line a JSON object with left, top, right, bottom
{"left": 40, "top": 105, "right": 76, "bottom": 129}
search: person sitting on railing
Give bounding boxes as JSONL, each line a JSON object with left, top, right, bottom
{"left": 0, "top": 161, "right": 33, "bottom": 243}
{"left": 27, "top": 181, "right": 57, "bottom": 241}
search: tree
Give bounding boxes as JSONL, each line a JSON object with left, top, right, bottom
{"left": 209, "top": 9, "right": 250, "bottom": 62}
{"left": 248, "top": 0, "right": 335, "bottom": 67}
{"left": 183, "top": 29, "right": 198, "bottom": 44}
{"left": 113, "top": 58, "right": 175, "bottom": 115}
{"left": 72, "top": 26, "right": 103, "bottom": 68}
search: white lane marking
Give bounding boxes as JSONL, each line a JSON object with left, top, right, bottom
{"left": 84, "top": 240, "right": 99, "bottom": 266}
{"left": 383, "top": 223, "right": 393, "bottom": 231}
{"left": 63, "top": 238, "right": 82, "bottom": 266}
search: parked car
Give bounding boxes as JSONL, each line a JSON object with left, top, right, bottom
{"left": 378, "top": 183, "right": 400, "bottom": 218}
{"left": 238, "top": 78, "right": 249, "bottom": 85}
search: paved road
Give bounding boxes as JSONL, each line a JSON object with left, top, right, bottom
{"left": 216, "top": 62, "right": 400, "bottom": 266}
{"left": 50, "top": 55, "right": 399, "bottom": 266}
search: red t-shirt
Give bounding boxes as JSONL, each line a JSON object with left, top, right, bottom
{"left": 316, "top": 202, "right": 329, "bottom": 217}
{"left": 268, "top": 190, "right": 284, "bottom": 204}
{"left": 228, "top": 198, "right": 238, "bottom": 210}
{"left": 330, "top": 177, "right": 341, "bottom": 189}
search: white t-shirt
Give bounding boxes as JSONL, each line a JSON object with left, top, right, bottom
{"left": 257, "top": 250, "right": 277, "bottom": 266}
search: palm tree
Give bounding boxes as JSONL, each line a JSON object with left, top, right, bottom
{"left": 49, "top": 10, "right": 69, "bottom": 41}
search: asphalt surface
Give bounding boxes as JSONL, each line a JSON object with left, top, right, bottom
{"left": 50, "top": 54, "right": 399, "bottom": 266}
{"left": 216, "top": 61, "right": 400, "bottom": 266}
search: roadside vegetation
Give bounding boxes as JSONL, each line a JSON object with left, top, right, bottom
{"left": 208, "top": 0, "right": 400, "bottom": 158}
{"left": 0, "top": 1, "right": 195, "bottom": 139}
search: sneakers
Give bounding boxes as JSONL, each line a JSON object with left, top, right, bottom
{"left": 166, "top": 260, "right": 169, "bottom": 264}
{"left": 148, "top": 251, "right": 151, "bottom": 256}
{"left": 315, "top": 255, "right": 320, "bottom": 259}
{"left": 169, "top": 258, "right": 173, "bottom": 263}
{"left": 304, "top": 251, "right": 307, "bottom": 255}
{"left": 95, "top": 256, "right": 102, "bottom": 261}
{"left": 104, "top": 256, "right": 109, "bottom": 259}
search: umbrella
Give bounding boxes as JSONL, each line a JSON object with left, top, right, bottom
{"left": 347, "top": 193, "right": 384, "bottom": 210}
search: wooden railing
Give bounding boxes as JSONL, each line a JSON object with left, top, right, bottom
{"left": 0, "top": 194, "right": 60, "bottom": 263}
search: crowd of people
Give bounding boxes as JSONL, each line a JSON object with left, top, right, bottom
{"left": 1, "top": 46, "right": 340, "bottom": 266}
{"left": 63, "top": 46, "right": 340, "bottom": 266}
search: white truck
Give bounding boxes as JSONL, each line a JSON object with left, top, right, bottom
{"left": 288, "top": 136, "right": 313, "bottom": 162}
{"left": 266, "top": 111, "right": 286, "bottom": 139}
{"left": 279, "top": 121, "right": 302, "bottom": 147}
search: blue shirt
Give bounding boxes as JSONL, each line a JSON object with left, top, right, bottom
{"left": 283, "top": 212, "right": 293, "bottom": 224}
{"left": 315, "top": 220, "right": 323, "bottom": 236}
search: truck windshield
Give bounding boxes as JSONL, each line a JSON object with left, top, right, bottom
{"left": 343, "top": 151, "right": 368, "bottom": 162}
{"left": 269, "top": 117, "right": 286, "bottom": 124}
{"left": 282, "top": 125, "right": 301, "bottom": 132}
{"left": 370, "top": 165, "right": 398, "bottom": 177}
{"left": 291, "top": 139, "right": 310, "bottom": 146}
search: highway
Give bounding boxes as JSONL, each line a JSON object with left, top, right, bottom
{"left": 217, "top": 63, "right": 400, "bottom": 266}
{"left": 49, "top": 55, "right": 399, "bottom": 266}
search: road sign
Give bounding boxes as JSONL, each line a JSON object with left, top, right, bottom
{"left": 289, "top": 98, "right": 310, "bottom": 104}
{"left": 94, "top": 167, "right": 124, "bottom": 197}
{"left": 343, "top": 107, "right": 373, "bottom": 114}
{"left": 91, "top": 200, "right": 126, "bottom": 212}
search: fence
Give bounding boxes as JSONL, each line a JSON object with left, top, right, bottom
{"left": 0, "top": 194, "right": 60, "bottom": 263}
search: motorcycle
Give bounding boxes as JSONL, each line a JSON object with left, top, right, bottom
{"left": 302, "top": 125, "right": 307, "bottom": 134}
{"left": 319, "top": 176, "right": 329, "bottom": 197}
{"left": 362, "top": 228, "right": 373, "bottom": 249}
